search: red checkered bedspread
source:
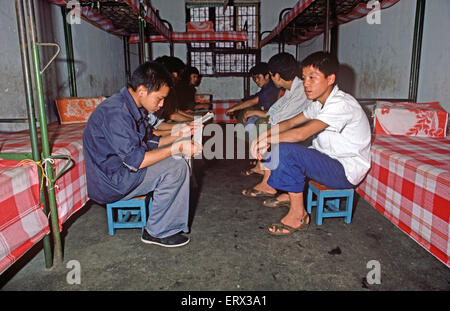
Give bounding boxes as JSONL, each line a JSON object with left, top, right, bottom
{"left": 212, "top": 99, "right": 239, "bottom": 124}
{"left": 0, "top": 123, "right": 88, "bottom": 274}
{"left": 356, "top": 134, "right": 450, "bottom": 267}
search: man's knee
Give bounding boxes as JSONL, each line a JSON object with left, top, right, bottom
{"left": 270, "top": 143, "right": 308, "bottom": 170}
{"left": 167, "top": 157, "right": 189, "bottom": 180}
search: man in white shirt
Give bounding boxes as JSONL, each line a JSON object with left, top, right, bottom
{"left": 251, "top": 51, "right": 371, "bottom": 235}
{"left": 242, "top": 52, "right": 309, "bottom": 127}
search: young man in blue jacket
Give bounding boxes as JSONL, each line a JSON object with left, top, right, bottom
{"left": 83, "top": 62, "right": 202, "bottom": 247}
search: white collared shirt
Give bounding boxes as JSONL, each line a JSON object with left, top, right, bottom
{"left": 266, "top": 76, "right": 310, "bottom": 125}
{"left": 303, "top": 85, "right": 371, "bottom": 185}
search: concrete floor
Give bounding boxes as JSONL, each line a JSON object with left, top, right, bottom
{"left": 1, "top": 157, "right": 449, "bottom": 291}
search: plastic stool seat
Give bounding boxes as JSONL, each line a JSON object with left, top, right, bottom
{"left": 306, "top": 180, "right": 354, "bottom": 225}
{"left": 106, "top": 196, "right": 152, "bottom": 236}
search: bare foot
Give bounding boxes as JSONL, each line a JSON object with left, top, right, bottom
{"left": 275, "top": 193, "right": 290, "bottom": 202}
{"left": 249, "top": 166, "right": 264, "bottom": 175}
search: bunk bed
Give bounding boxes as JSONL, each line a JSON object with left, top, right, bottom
{"left": 260, "top": 0, "right": 401, "bottom": 48}
{"left": 0, "top": 0, "right": 172, "bottom": 275}
{"left": 261, "top": 0, "right": 449, "bottom": 267}
{"left": 128, "top": 20, "right": 250, "bottom": 124}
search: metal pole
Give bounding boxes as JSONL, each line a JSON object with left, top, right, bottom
{"left": 15, "top": 0, "right": 53, "bottom": 269}
{"left": 147, "top": 40, "right": 153, "bottom": 62}
{"left": 123, "top": 36, "right": 131, "bottom": 83}
{"left": 25, "top": 0, "right": 63, "bottom": 264}
{"left": 409, "top": 0, "right": 425, "bottom": 102}
{"left": 278, "top": 8, "right": 291, "bottom": 53}
{"left": 161, "top": 19, "right": 174, "bottom": 57}
{"left": 61, "top": 6, "right": 77, "bottom": 97}
{"left": 138, "top": 3, "right": 146, "bottom": 64}
{"left": 323, "top": 0, "right": 330, "bottom": 52}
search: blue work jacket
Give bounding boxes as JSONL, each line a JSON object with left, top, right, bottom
{"left": 83, "top": 87, "right": 160, "bottom": 204}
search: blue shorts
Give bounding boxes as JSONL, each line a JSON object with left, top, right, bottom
{"left": 265, "top": 143, "right": 354, "bottom": 193}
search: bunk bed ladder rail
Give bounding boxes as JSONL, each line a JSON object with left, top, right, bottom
{"left": 25, "top": 0, "right": 73, "bottom": 266}
{"left": 9, "top": 0, "right": 56, "bottom": 269}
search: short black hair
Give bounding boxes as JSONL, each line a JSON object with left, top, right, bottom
{"left": 184, "top": 66, "right": 200, "bottom": 76}
{"left": 301, "top": 51, "right": 339, "bottom": 79}
{"left": 249, "top": 62, "right": 270, "bottom": 76}
{"left": 154, "top": 56, "right": 186, "bottom": 75}
{"left": 268, "top": 52, "right": 300, "bottom": 81}
{"left": 128, "top": 61, "right": 174, "bottom": 92}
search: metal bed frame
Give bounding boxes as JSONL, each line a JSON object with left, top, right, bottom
{"left": 0, "top": 0, "right": 171, "bottom": 271}
{"left": 260, "top": 0, "right": 425, "bottom": 103}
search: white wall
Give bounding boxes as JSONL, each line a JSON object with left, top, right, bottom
{"left": 417, "top": 0, "right": 450, "bottom": 111}
{"left": 0, "top": 1, "right": 31, "bottom": 132}
{"left": 337, "top": 0, "right": 415, "bottom": 99}
{"left": 294, "top": 0, "right": 450, "bottom": 112}
{"left": 0, "top": 1, "right": 134, "bottom": 132}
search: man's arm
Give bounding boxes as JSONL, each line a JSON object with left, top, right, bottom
{"left": 139, "top": 140, "right": 202, "bottom": 169}
{"left": 153, "top": 129, "right": 171, "bottom": 137}
{"left": 243, "top": 109, "right": 267, "bottom": 121}
{"left": 278, "top": 119, "right": 328, "bottom": 143}
{"left": 252, "top": 118, "right": 327, "bottom": 160}
{"left": 169, "top": 111, "right": 194, "bottom": 122}
{"left": 138, "top": 145, "right": 174, "bottom": 169}
{"left": 226, "top": 96, "right": 259, "bottom": 115}
{"left": 156, "top": 121, "right": 175, "bottom": 130}
{"left": 250, "top": 112, "right": 310, "bottom": 159}
{"left": 256, "top": 112, "right": 309, "bottom": 144}
{"left": 158, "top": 133, "right": 181, "bottom": 147}
{"left": 156, "top": 122, "right": 201, "bottom": 146}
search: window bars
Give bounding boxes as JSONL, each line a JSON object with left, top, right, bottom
{"left": 187, "top": 2, "right": 260, "bottom": 77}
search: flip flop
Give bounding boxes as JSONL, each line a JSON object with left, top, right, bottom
{"left": 263, "top": 197, "right": 290, "bottom": 208}
{"left": 240, "top": 168, "right": 257, "bottom": 176}
{"left": 268, "top": 214, "right": 310, "bottom": 236}
{"left": 242, "top": 187, "right": 276, "bottom": 198}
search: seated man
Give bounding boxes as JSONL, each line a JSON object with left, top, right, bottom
{"left": 241, "top": 52, "right": 310, "bottom": 190}
{"left": 175, "top": 66, "right": 211, "bottom": 112}
{"left": 225, "top": 62, "right": 280, "bottom": 127}
{"left": 155, "top": 56, "right": 195, "bottom": 122}
{"left": 225, "top": 62, "right": 281, "bottom": 176}
{"left": 251, "top": 51, "right": 371, "bottom": 235}
{"left": 83, "top": 62, "right": 202, "bottom": 247}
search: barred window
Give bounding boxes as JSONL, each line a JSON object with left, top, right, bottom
{"left": 186, "top": 1, "right": 260, "bottom": 77}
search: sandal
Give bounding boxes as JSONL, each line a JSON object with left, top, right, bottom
{"left": 242, "top": 187, "right": 276, "bottom": 198}
{"left": 263, "top": 197, "right": 290, "bottom": 208}
{"left": 268, "top": 214, "right": 310, "bottom": 236}
{"left": 240, "top": 168, "right": 257, "bottom": 176}
{"left": 240, "top": 167, "right": 264, "bottom": 176}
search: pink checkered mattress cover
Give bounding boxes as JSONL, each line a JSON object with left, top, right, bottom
{"left": 0, "top": 123, "right": 88, "bottom": 274}
{"left": 356, "top": 134, "right": 450, "bottom": 267}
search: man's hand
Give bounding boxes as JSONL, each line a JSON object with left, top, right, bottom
{"left": 171, "top": 122, "right": 203, "bottom": 138}
{"left": 225, "top": 107, "right": 236, "bottom": 116}
{"left": 172, "top": 139, "right": 203, "bottom": 158}
{"left": 243, "top": 110, "right": 255, "bottom": 122}
{"left": 251, "top": 134, "right": 270, "bottom": 160}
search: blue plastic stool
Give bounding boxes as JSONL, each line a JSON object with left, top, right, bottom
{"left": 106, "top": 196, "right": 152, "bottom": 235}
{"left": 306, "top": 180, "right": 354, "bottom": 225}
